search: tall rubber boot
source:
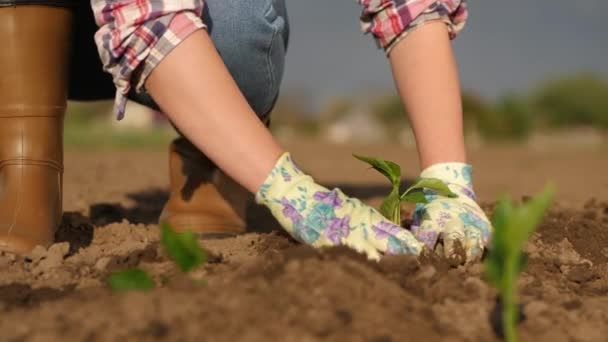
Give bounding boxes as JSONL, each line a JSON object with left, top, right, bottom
{"left": 159, "top": 138, "right": 251, "bottom": 237}
{"left": 0, "top": 6, "right": 72, "bottom": 253}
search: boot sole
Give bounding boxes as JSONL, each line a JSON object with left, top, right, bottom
{"left": 159, "top": 211, "right": 246, "bottom": 239}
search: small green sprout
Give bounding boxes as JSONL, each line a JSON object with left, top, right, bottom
{"left": 485, "top": 184, "right": 555, "bottom": 342}
{"left": 107, "top": 224, "right": 207, "bottom": 292}
{"left": 160, "top": 223, "right": 207, "bottom": 272}
{"left": 108, "top": 268, "right": 155, "bottom": 291}
{"left": 354, "top": 154, "right": 457, "bottom": 224}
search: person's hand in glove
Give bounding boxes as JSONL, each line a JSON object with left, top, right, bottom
{"left": 411, "top": 163, "right": 492, "bottom": 264}
{"left": 256, "top": 153, "right": 426, "bottom": 260}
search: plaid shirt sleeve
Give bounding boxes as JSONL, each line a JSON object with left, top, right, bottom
{"left": 91, "top": 0, "right": 206, "bottom": 119}
{"left": 358, "top": 0, "right": 468, "bottom": 54}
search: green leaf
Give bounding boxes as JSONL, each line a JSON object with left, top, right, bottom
{"left": 353, "top": 154, "right": 401, "bottom": 186}
{"left": 354, "top": 154, "right": 404, "bottom": 225}
{"left": 400, "top": 191, "right": 429, "bottom": 204}
{"left": 484, "top": 257, "right": 502, "bottom": 289}
{"left": 160, "top": 223, "right": 207, "bottom": 272}
{"left": 401, "top": 177, "right": 458, "bottom": 200}
{"left": 380, "top": 186, "right": 402, "bottom": 225}
{"left": 513, "top": 185, "right": 555, "bottom": 246}
{"left": 483, "top": 184, "right": 555, "bottom": 342}
{"left": 108, "top": 268, "right": 155, "bottom": 292}
{"left": 485, "top": 185, "right": 554, "bottom": 286}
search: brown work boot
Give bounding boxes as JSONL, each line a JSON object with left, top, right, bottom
{"left": 0, "top": 6, "right": 72, "bottom": 253}
{"left": 159, "top": 138, "right": 252, "bottom": 237}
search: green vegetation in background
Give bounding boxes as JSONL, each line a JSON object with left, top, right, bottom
{"left": 413, "top": 72, "right": 607, "bottom": 141}
{"left": 533, "top": 73, "right": 608, "bottom": 129}
{"left": 372, "top": 95, "right": 405, "bottom": 125}
{"left": 464, "top": 73, "right": 608, "bottom": 141}
{"left": 270, "top": 93, "right": 322, "bottom": 137}
{"left": 462, "top": 93, "right": 533, "bottom": 141}
{"left": 65, "top": 101, "right": 176, "bottom": 149}
{"left": 64, "top": 122, "right": 176, "bottom": 149}
{"left": 324, "top": 97, "right": 353, "bottom": 122}
{"left": 272, "top": 72, "right": 608, "bottom": 142}
{"left": 67, "top": 72, "right": 608, "bottom": 146}
{"left": 371, "top": 95, "right": 409, "bottom": 139}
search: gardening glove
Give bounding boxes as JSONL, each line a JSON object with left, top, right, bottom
{"left": 256, "top": 153, "right": 425, "bottom": 261}
{"left": 411, "top": 163, "right": 492, "bottom": 263}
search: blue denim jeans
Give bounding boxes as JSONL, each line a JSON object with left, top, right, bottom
{"left": 129, "top": 0, "right": 290, "bottom": 120}
{"left": 69, "top": 0, "right": 289, "bottom": 120}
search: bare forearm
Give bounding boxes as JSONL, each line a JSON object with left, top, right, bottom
{"left": 145, "top": 30, "right": 283, "bottom": 193}
{"left": 389, "top": 21, "right": 466, "bottom": 169}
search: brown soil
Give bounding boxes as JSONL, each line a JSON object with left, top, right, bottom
{"left": 1, "top": 142, "right": 607, "bottom": 342}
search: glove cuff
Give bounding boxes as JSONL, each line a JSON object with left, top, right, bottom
{"left": 420, "top": 162, "right": 477, "bottom": 200}
{"left": 255, "top": 152, "right": 310, "bottom": 206}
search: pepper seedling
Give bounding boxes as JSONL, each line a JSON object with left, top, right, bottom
{"left": 354, "top": 154, "right": 457, "bottom": 225}
{"left": 108, "top": 223, "right": 207, "bottom": 291}
{"left": 485, "top": 184, "right": 555, "bottom": 342}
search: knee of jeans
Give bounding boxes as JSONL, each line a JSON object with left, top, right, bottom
{"left": 206, "top": 0, "right": 289, "bottom": 118}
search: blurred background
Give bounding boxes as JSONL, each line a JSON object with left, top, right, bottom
{"left": 66, "top": 0, "right": 608, "bottom": 149}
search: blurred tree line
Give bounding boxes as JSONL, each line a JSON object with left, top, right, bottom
{"left": 461, "top": 73, "right": 608, "bottom": 141}
{"left": 272, "top": 72, "right": 608, "bottom": 142}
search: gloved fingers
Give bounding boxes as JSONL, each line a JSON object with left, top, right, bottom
{"left": 441, "top": 218, "right": 467, "bottom": 265}
{"left": 368, "top": 224, "right": 424, "bottom": 256}
{"left": 340, "top": 226, "right": 383, "bottom": 261}
{"left": 362, "top": 206, "right": 425, "bottom": 256}
{"left": 356, "top": 243, "right": 382, "bottom": 261}
{"left": 387, "top": 229, "right": 426, "bottom": 255}
{"left": 411, "top": 222, "right": 442, "bottom": 251}
{"left": 464, "top": 227, "right": 485, "bottom": 263}
{"left": 459, "top": 204, "right": 493, "bottom": 247}
{"left": 345, "top": 229, "right": 419, "bottom": 260}
{"left": 410, "top": 206, "right": 441, "bottom": 250}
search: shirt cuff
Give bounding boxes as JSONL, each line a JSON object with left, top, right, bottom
{"left": 133, "top": 12, "right": 205, "bottom": 104}
{"left": 359, "top": 0, "right": 468, "bottom": 53}
{"left": 93, "top": 1, "right": 206, "bottom": 120}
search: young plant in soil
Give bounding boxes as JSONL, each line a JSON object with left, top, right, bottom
{"left": 354, "top": 154, "right": 457, "bottom": 225}
{"left": 107, "top": 223, "right": 207, "bottom": 291}
{"left": 485, "top": 185, "right": 555, "bottom": 342}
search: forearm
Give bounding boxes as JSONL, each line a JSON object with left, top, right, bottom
{"left": 145, "top": 30, "right": 284, "bottom": 193}
{"left": 91, "top": 1, "right": 206, "bottom": 118}
{"left": 389, "top": 21, "right": 466, "bottom": 169}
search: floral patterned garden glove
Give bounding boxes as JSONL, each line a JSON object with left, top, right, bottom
{"left": 256, "top": 153, "right": 425, "bottom": 260}
{"left": 411, "top": 163, "right": 492, "bottom": 263}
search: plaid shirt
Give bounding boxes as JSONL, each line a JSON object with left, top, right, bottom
{"left": 91, "top": 0, "right": 468, "bottom": 118}
{"left": 360, "top": 0, "right": 468, "bottom": 52}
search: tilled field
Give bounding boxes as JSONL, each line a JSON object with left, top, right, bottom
{"left": 1, "top": 142, "right": 607, "bottom": 341}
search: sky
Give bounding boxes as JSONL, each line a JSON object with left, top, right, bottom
{"left": 282, "top": 0, "right": 608, "bottom": 106}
